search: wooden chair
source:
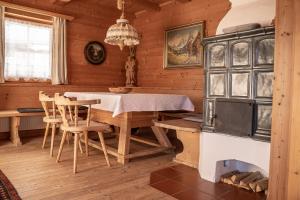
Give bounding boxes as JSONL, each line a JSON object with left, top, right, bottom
{"left": 54, "top": 93, "right": 111, "bottom": 174}
{"left": 39, "top": 91, "right": 63, "bottom": 157}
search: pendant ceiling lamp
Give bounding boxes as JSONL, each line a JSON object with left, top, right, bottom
{"left": 104, "top": 0, "right": 140, "bottom": 50}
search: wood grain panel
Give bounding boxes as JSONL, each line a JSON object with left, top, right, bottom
{"left": 0, "top": 84, "right": 108, "bottom": 109}
{"left": 0, "top": 0, "right": 129, "bottom": 109}
{"left": 0, "top": 0, "right": 230, "bottom": 113}
{"left": 287, "top": 0, "right": 300, "bottom": 198}
{"left": 0, "top": 136, "right": 175, "bottom": 199}
{"left": 133, "top": 0, "right": 230, "bottom": 112}
{"left": 268, "top": 0, "right": 300, "bottom": 199}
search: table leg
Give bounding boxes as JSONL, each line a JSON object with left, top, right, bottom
{"left": 151, "top": 126, "right": 172, "bottom": 148}
{"left": 117, "top": 114, "right": 132, "bottom": 164}
{"left": 114, "top": 126, "right": 120, "bottom": 143}
{"left": 10, "top": 116, "right": 22, "bottom": 146}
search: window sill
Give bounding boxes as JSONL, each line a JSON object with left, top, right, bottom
{"left": 0, "top": 81, "right": 53, "bottom": 87}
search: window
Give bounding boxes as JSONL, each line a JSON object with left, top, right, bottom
{"left": 4, "top": 18, "right": 52, "bottom": 81}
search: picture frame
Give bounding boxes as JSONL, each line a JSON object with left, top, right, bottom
{"left": 164, "top": 22, "right": 205, "bottom": 69}
{"left": 84, "top": 41, "right": 106, "bottom": 65}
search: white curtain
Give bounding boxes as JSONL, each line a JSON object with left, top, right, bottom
{"left": 52, "top": 17, "right": 68, "bottom": 85}
{"left": 4, "top": 18, "right": 52, "bottom": 81}
{"left": 0, "top": 6, "right": 5, "bottom": 83}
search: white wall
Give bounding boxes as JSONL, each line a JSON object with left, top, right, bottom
{"left": 199, "top": 132, "right": 271, "bottom": 182}
{"left": 216, "top": 0, "right": 276, "bottom": 34}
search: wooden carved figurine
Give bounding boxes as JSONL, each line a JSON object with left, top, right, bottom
{"left": 125, "top": 46, "right": 137, "bottom": 87}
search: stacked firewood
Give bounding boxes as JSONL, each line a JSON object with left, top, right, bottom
{"left": 220, "top": 171, "right": 268, "bottom": 193}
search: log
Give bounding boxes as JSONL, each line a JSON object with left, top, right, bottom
{"left": 249, "top": 177, "right": 268, "bottom": 192}
{"left": 223, "top": 178, "right": 234, "bottom": 185}
{"left": 249, "top": 179, "right": 260, "bottom": 192}
{"left": 231, "top": 172, "right": 251, "bottom": 184}
{"left": 240, "top": 171, "right": 263, "bottom": 187}
{"left": 249, "top": 177, "right": 266, "bottom": 192}
{"left": 220, "top": 170, "right": 239, "bottom": 183}
{"left": 256, "top": 178, "right": 269, "bottom": 192}
{"left": 237, "top": 184, "right": 251, "bottom": 190}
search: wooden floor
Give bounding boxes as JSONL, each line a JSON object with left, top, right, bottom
{"left": 0, "top": 135, "right": 177, "bottom": 200}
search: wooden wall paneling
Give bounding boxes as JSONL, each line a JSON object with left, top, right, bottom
{"left": 0, "top": 0, "right": 130, "bottom": 110}
{"left": 50, "top": 0, "right": 72, "bottom": 6}
{"left": 133, "top": 0, "right": 230, "bottom": 113}
{"left": 286, "top": 0, "right": 300, "bottom": 199}
{"left": 0, "top": 84, "right": 108, "bottom": 109}
{"left": 268, "top": 0, "right": 300, "bottom": 199}
{"left": 0, "top": 0, "right": 230, "bottom": 113}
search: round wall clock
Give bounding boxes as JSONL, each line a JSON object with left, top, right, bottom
{"left": 84, "top": 41, "right": 106, "bottom": 65}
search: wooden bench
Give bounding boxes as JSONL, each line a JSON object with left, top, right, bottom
{"left": 0, "top": 110, "right": 45, "bottom": 146}
{"left": 159, "top": 111, "right": 203, "bottom": 120}
{"left": 153, "top": 119, "right": 201, "bottom": 168}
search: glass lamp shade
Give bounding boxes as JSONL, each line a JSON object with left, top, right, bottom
{"left": 104, "top": 18, "right": 139, "bottom": 50}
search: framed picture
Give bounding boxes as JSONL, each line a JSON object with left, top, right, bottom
{"left": 84, "top": 41, "right": 106, "bottom": 65}
{"left": 164, "top": 22, "right": 205, "bottom": 69}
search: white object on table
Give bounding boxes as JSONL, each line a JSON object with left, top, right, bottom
{"left": 64, "top": 92, "right": 195, "bottom": 117}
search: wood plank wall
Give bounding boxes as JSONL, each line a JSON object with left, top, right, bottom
{"left": 0, "top": 0, "right": 231, "bottom": 111}
{"left": 133, "top": 0, "right": 231, "bottom": 112}
{"left": 0, "top": 0, "right": 128, "bottom": 109}
{"left": 268, "top": 0, "right": 300, "bottom": 199}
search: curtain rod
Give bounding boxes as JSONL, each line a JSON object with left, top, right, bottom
{"left": 0, "top": 1, "right": 74, "bottom": 21}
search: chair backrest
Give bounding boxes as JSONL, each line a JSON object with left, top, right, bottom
{"left": 54, "top": 93, "right": 100, "bottom": 128}
{"left": 39, "top": 91, "right": 56, "bottom": 118}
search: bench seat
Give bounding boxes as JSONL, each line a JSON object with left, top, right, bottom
{"left": 154, "top": 119, "right": 201, "bottom": 133}
{"left": 153, "top": 119, "right": 201, "bottom": 168}
{"left": 0, "top": 110, "right": 45, "bottom": 146}
{"left": 0, "top": 110, "right": 44, "bottom": 118}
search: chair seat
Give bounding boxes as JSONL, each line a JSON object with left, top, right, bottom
{"left": 43, "top": 116, "right": 63, "bottom": 123}
{"left": 60, "top": 120, "right": 110, "bottom": 132}
{"left": 43, "top": 116, "right": 83, "bottom": 124}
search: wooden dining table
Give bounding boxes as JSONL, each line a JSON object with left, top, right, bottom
{"left": 64, "top": 92, "right": 195, "bottom": 164}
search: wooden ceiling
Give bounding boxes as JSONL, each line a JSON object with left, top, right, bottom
{"left": 51, "top": 0, "right": 191, "bottom": 15}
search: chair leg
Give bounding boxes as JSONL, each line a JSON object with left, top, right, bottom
{"left": 74, "top": 133, "right": 79, "bottom": 174}
{"left": 56, "top": 130, "right": 67, "bottom": 163}
{"left": 78, "top": 135, "right": 83, "bottom": 154}
{"left": 42, "top": 123, "right": 50, "bottom": 149}
{"left": 84, "top": 131, "right": 89, "bottom": 157}
{"left": 50, "top": 123, "right": 56, "bottom": 157}
{"left": 98, "top": 132, "right": 111, "bottom": 167}
{"left": 66, "top": 132, "right": 70, "bottom": 145}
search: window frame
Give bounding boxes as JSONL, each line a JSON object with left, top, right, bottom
{"left": 4, "top": 13, "right": 54, "bottom": 83}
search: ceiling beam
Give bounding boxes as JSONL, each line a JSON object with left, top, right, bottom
{"left": 134, "top": 0, "right": 161, "bottom": 12}
{"left": 134, "top": 0, "right": 191, "bottom": 16}
{"left": 50, "top": 0, "right": 72, "bottom": 5}
{"left": 176, "top": 0, "right": 192, "bottom": 3}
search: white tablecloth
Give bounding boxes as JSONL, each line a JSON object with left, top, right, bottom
{"left": 64, "top": 92, "right": 195, "bottom": 117}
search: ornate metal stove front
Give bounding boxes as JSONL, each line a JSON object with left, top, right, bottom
{"left": 202, "top": 26, "right": 275, "bottom": 142}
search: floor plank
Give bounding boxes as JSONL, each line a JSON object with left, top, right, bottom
{"left": 0, "top": 136, "right": 176, "bottom": 200}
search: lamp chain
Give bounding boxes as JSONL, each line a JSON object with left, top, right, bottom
{"left": 118, "top": 0, "right": 126, "bottom": 19}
